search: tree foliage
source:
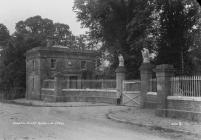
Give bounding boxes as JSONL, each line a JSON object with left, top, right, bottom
{"left": 0, "top": 24, "right": 10, "bottom": 47}
{"left": 1, "top": 35, "right": 27, "bottom": 88}
{"left": 0, "top": 16, "right": 89, "bottom": 89}
{"left": 53, "top": 23, "right": 74, "bottom": 46}
{"left": 155, "top": 0, "right": 201, "bottom": 75}
{"left": 15, "top": 16, "right": 76, "bottom": 47}
{"left": 74, "top": 0, "right": 154, "bottom": 79}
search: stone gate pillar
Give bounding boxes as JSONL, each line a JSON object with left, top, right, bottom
{"left": 54, "top": 72, "right": 63, "bottom": 102}
{"left": 155, "top": 64, "right": 174, "bottom": 117}
{"left": 115, "top": 55, "right": 126, "bottom": 105}
{"left": 139, "top": 63, "right": 153, "bottom": 108}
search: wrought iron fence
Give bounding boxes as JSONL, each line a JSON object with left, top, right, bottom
{"left": 171, "top": 76, "right": 201, "bottom": 97}
{"left": 62, "top": 79, "right": 116, "bottom": 89}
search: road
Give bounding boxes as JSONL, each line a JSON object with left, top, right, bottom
{"left": 0, "top": 103, "right": 190, "bottom": 140}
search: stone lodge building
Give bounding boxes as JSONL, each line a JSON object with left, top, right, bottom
{"left": 26, "top": 45, "right": 97, "bottom": 100}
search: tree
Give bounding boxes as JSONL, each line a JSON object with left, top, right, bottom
{"left": 0, "top": 35, "right": 27, "bottom": 88}
{"left": 0, "top": 24, "right": 10, "bottom": 86}
{"left": 0, "top": 24, "right": 10, "bottom": 47}
{"left": 74, "top": 0, "right": 154, "bottom": 79}
{"left": 1, "top": 16, "right": 55, "bottom": 88}
{"left": 15, "top": 16, "right": 76, "bottom": 48}
{"left": 155, "top": 0, "right": 201, "bottom": 75}
{"left": 53, "top": 23, "right": 75, "bottom": 47}
{"left": 72, "top": 34, "right": 96, "bottom": 50}
{"left": 15, "top": 16, "right": 55, "bottom": 46}
{"left": 0, "top": 16, "right": 78, "bottom": 89}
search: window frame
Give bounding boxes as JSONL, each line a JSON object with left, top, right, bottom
{"left": 50, "top": 58, "right": 57, "bottom": 69}
{"left": 32, "top": 59, "right": 35, "bottom": 70}
{"left": 80, "top": 60, "right": 87, "bottom": 70}
{"left": 32, "top": 77, "right": 34, "bottom": 91}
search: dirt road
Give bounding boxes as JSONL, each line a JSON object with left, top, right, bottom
{"left": 0, "top": 103, "right": 185, "bottom": 140}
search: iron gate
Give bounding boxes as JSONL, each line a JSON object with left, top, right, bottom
{"left": 122, "top": 80, "right": 141, "bottom": 107}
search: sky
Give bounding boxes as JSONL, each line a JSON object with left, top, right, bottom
{"left": 0, "top": 0, "right": 88, "bottom": 35}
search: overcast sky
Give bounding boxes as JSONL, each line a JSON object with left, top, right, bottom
{"left": 0, "top": 0, "right": 87, "bottom": 35}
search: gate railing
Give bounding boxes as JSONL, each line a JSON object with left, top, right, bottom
{"left": 171, "top": 76, "right": 201, "bottom": 97}
{"left": 122, "top": 80, "right": 141, "bottom": 106}
{"left": 123, "top": 80, "right": 141, "bottom": 93}
{"left": 62, "top": 79, "right": 116, "bottom": 89}
{"left": 42, "top": 79, "right": 116, "bottom": 90}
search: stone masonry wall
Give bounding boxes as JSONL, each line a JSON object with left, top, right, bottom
{"left": 167, "top": 96, "right": 201, "bottom": 121}
{"left": 41, "top": 89, "right": 118, "bottom": 104}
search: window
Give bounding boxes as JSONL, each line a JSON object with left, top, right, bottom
{"left": 81, "top": 61, "right": 87, "bottom": 69}
{"left": 32, "top": 77, "right": 34, "bottom": 91}
{"left": 32, "top": 59, "right": 35, "bottom": 70}
{"left": 50, "top": 58, "right": 56, "bottom": 69}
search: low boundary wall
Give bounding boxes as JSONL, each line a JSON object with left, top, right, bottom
{"left": 41, "top": 88, "right": 118, "bottom": 104}
{"left": 166, "top": 96, "right": 201, "bottom": 122}
{"left": 144, "top": 92, "right": 158, "bottom": 109}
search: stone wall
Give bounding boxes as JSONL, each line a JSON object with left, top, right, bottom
{"left": 41, "top": 88, "right": 118, "bottom": 104}
{"left": 166, "top": 96, "right": 201, "bottom": 121}
{"left": 144, "top": 92, "right": 158, "bottom": 108}
{"left": 139, "top": 63, "right": 201, "bottom": 122}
